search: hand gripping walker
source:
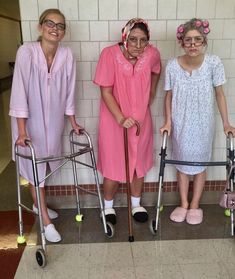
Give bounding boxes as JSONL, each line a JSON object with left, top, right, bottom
{"left": 149, "top": 131, "right": 235, "bottom": 237}
{"left": 15, "top": 129, "right": 114, "bottom": 268}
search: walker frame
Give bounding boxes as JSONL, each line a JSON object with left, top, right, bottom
{"left": 150, "top": 131, "right": 235, "bottom": 237}
{"left": 15, "top": 129, "right": 114, "bottom": 268}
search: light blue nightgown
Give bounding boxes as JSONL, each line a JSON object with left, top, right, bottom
{"left": 164, "top": 54, "right": 226, "bottom": 175}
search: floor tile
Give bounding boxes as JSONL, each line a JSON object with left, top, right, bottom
{"left": 14, "top": 238, "right": 235, "bottom": 279}
{"left": 170, "top": 239, "right": 220, "bottom": 264}
{"left": 223, "top": 262, "right": 235, "bottom": 279}
{"left": 179, "top": 262, "right": 230, "bottom": 279}
{"left": 135, "top": 264, "right": 183, "bottom": 279}
{"left": 212, "top": 238, "right": 235, "bottom": 263}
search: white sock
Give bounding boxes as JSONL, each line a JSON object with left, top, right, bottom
{"left": 131, "top": 196, "right": 140, "bottom": 208}
{"left": 104, "top": 199, "right": 113, "bottom": 209}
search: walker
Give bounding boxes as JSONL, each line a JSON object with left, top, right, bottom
{"left": 15, "top": 129, "right": 114, "bottom": 268}
{"left": 149, "top": 131, "right": 235, "bottom": 237}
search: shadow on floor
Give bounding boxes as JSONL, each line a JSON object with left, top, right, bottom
{"left": 33, "top": 204, "right": 232, "bottom": 246}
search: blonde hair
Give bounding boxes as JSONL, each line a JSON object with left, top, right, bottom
{"left": 37, "top": 9, "right": 66, "bottom": 41}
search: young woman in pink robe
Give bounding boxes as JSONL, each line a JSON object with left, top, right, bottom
{"left": 94, "top": 18, "right": 161, "bottom": 224}
{"left": 9, "top": 9, "right": 81, "bottom": 242}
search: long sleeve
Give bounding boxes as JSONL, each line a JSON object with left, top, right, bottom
{"left": 65, "top": 48, "right": 76, "bottom": 116}
{"left": 9, "top": 45, "right": 32, "bottom": 118}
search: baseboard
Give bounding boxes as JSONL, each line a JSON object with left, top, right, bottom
{"left": 45, "top": 181, "right": 224, "bottom": 209}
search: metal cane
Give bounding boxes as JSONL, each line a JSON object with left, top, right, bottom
{"left": 124, "top": 121, "right": 140, "bottom": 242}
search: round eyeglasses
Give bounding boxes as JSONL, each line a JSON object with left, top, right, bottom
{"left": 128, "top": 36, "right": 148, "bottom": 47}
{"left": 183, "top": 36, "right": 204, "bottom": 47}
{"left": 43, "top": 19, "right": 66, "bottom": 31}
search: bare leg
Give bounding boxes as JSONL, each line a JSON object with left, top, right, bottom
{"left": 177, "top": 171, "right": 190, "bottom": 209}
{"left": 130, "top": 173, "right": 144, "bottom": 197}
{"left": 190, "top": 170, "right": 206, "bottom": 209}
{"left": 130, "top": 173, "right": 148, "bottom": 222}
{"left": 103, "top": 173, "right": 144, "bottom": 200}
{"left": 30, "top": 184, "right": 51, "bottom": 226}
{"left": 103, "top": 178, "right": 119, "bottom": 200}
{"left": 103, "top": 178, "right": 119, "bottom": 225}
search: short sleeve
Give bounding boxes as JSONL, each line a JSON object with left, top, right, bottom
{"left": 9, "top": 45, "right": 32, "bottom": 118}
{"left": 93, "top": 47, "right": 115, "bottom": 87}
{"left": 151, "top": 47, "right": 161, "bottom": 74}
{"left": 212, "top": 55, "right": 226, "bottom": 87}
{"left": 164, "top": 60, "right": 173, "bottom": 91}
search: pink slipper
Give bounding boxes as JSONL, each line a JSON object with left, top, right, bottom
{"left": 170, "top": 207, "right": 187, "bottom": 222}
{"left": 186, "top": 208, "right": 203, "bottom": 225}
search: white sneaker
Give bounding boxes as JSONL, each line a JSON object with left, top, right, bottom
{"left": 44, "top": 224, "right": 61, "bottom": 243}
{"left": 33, "top": 204, "right": 58, "bottom": 219}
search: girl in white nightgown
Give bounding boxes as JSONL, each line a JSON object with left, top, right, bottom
{"left": 160, "top": 18, "right": 235, "bottom": 225}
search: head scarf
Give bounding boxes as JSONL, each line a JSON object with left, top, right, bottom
{"left": 122, "top": 18, "right": 150, "bottom": 50}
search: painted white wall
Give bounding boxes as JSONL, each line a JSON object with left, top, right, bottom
{"left": 19, "top": 0, "right": 235, "bottom": 185}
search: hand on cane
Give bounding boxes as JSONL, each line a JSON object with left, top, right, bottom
{"left": 119, "top": 117, "right": 136, "bottom": 129}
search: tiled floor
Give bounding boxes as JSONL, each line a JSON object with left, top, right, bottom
{"left": 0, "top": 162, "right": 235, "bottom": 278}
{"left": 14, "top": 238, "right": 235, "bottom": 279}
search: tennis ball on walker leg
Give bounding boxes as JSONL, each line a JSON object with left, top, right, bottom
{"left": 75, "top": 214, "right": 83, "bottom": 222}
{"left": 224, "top": 209, "right": 231, "bottom": 217}
{"left": 20, "top": 176, "right": 29, "bottom": 186}
{"left": 17, "top": 235, "right": 26, "bottom": 244}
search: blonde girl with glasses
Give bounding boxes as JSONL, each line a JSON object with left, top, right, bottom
{"left": 160, "top": 18, "right": 235, "bottom": 225}
{"left": 9, "top": 9, "right": 81, "bottom": 242}
{"left": 94, "top": 18, "right": 161, "bottom": 225}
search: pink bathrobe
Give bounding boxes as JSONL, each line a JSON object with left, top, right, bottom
{"left": 9, "top": 42, "right": 76, "bottom": 186}
{"left": 94, "top": 44, "right": 161, "bottom": 182}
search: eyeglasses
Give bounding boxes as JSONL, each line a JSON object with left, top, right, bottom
{"left": 128, "top": 36, "right": 148, "bottom": 47}
{"left": 43, "top": 19, "right": 66, "bottom": 31}
{"left": 183, "top": 36, "right": 204, "bottom": 47}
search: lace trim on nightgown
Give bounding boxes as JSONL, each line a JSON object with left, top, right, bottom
{"left": 115, "top": 47, "right": 148, "bottom": 73}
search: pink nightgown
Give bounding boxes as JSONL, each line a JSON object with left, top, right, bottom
{"left": 94, "top": 44, "right": 161, "bottom": 182}
{"left": 9, "top": 42, "right": 76, "bottom": 186}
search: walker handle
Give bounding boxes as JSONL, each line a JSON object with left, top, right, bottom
{"left": 228, "top": 131, "right": 234, "bottom": 138}
{"left": 162, "top": 130, "right": 168, "bottom": 137}
{"left": 162, "top": 130, "right": 168, "bottom": 149}
{"left": 24, "top": 139, "right": 32, "bottom": 147}
{"left": 227, "top": 131, "right": 234, "bottom": 151}
{"left": 77, "top": 128, "right": 85, "bottom": 135}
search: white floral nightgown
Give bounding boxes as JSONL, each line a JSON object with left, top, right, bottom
{"left": 164, "top": 54, "right": 226, "bottom": 175}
